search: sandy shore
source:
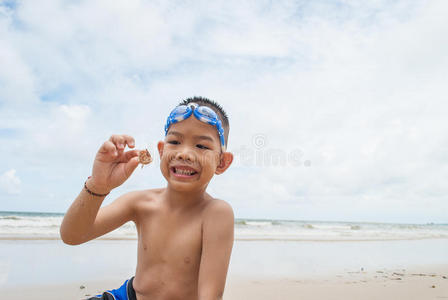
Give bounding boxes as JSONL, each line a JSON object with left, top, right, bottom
{"left": 2, "top": 266, "right": 447, "bottom": 300}
{"left": 1, "top": 239, "right": 447, "bottom": 299}
{"left": 225, "top": 266, "right": 448, "bottom": 300}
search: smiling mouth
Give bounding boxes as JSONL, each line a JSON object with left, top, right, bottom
{"left": 171, "top": 167, "right": 198, "bottom": 176}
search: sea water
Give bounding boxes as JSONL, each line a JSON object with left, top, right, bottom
{"left": 1, "top": 211, "right": 447, "bottom": 241}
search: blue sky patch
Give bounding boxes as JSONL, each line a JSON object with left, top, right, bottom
{"left": 40, "top": 84, "right": 73, "bottom": 103}
{"left": 0, "top": 0, "right": 18, "bottom": 10}
{"left": 0, "top": 128, "right": 20, "bottom": 138}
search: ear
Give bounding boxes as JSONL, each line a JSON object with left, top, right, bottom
{"left": 215, "top": 152, "right": 233, "bottom": 175}
{"left": 157, "top": 141, "right": 165, "bottom": 159}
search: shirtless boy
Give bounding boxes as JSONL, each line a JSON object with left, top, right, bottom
{"left": 60, "top": 97, "right": 234, "bottom": 300}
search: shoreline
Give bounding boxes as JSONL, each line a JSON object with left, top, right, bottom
{"left": 1, "top": 210, "right": 446, "bottom": 226}
{"left": 2, "top": 236, "right": 448, "bottom": 242}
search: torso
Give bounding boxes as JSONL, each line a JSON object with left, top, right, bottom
{"left": 131, "top": 189, "right": 210, "bottom": 300}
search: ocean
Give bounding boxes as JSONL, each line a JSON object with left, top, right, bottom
{"left": 1, "top": 210, "right": 447, "bottom": 241}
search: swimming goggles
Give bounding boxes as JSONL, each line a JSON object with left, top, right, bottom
{"left": 164, "top": 103, "right": 226, "bottom": 152}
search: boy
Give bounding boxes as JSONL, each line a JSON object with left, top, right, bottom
{"left": 60, "top": 97, "right": 234, "bottom": 300}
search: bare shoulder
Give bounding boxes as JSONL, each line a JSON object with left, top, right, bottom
{"left": 131, "top": 188, "right": 165, "bottom": 221}
{"left": 107, "top": 188, "right": 163, "bottom": 221}
{"left": 115, "top": 188, "right": 159, "bottom": 208}
{"left": 201, "top": 198, "right": 234, "bottom": 252}
{"left": 202, "top": 198, "right": 234, "bottom": 225}
{"left": 128, "top": 188, "right": 164, "bottom": 206}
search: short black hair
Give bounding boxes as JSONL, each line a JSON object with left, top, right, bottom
{"left": 178, "top": 96, "right": 230, "bottom": 147}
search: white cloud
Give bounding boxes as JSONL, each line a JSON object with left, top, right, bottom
{"left": 57, "top": 104, "right": 91, "bottom": 131}
{"left": 0, "top": 169, "right": 21, "bottom": 195}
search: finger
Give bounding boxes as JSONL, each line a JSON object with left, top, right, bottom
{"left": 124, "top": 156, "right": 140, "bottom": 178}
{"left": 109, "top": 135, "right": 125, "bottom": 150}
{"left": 99, "top": 140, "right": 118, "bottom": 156}
{"left": 123, "top": 149, "right": 140, "bottom": 161}
{"left": 121, "top": 134, "right": 135, "bottom": 148}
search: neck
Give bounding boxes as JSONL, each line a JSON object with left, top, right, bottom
{"left": 163, "top": 184, "right": 209, "bottom": 211}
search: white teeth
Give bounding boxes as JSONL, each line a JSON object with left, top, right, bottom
{"left": 175, "top": 168, "right": 195, "bottom": 175}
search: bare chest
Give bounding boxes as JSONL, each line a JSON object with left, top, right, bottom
{"left": 135, "top": 210, "right": 203, "bottom": 275}
{"left": 133, "top": 212, "right": 203, "bottom": 299}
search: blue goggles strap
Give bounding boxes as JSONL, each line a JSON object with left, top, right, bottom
{"left": 165, "top": 104, "right": 226, "bottom": 152}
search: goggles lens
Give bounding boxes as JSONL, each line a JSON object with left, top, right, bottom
{"left": 195, "top": 106, "right": 217, "bottom": 123}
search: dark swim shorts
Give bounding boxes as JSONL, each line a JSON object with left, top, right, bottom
{"left": 86, "top": 277, "right": 136, "bottom": 300}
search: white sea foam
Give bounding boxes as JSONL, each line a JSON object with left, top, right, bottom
{"left": 1, "top": 212, "right": 447, "bottom": 241}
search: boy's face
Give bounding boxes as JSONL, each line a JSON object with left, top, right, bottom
{"left": 158, "top": 116, "right": 232, "bottom": 193}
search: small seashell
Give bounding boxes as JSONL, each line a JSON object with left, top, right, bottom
{"left": 139, "top": 149, "right": 152, "bottom": 168}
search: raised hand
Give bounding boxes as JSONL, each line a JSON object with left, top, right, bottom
{"left": 87, "top": 134, "right": 141, "bottom": 194}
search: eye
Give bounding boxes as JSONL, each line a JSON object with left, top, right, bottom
{"left": 196, "top": 144, "right": 209, "bottom": 150}
{"left": 168, "top": 140, "right": 180, "bottom": 145}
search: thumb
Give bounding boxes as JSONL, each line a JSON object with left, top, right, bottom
{"left": 124, "top": 156, "right": 140, "bottom": 177}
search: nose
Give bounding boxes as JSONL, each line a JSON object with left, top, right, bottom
{"left": 174, "top": 146, "right": 195, "bottom": 162}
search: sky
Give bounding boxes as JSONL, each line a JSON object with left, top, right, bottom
{"left": 0, "top": 0, "right": 447, "bottom": 224}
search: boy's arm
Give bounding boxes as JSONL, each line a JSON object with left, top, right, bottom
{"left": 198, "top": 200, "right": 235, "bottom": 300}
{"left": 60, "top": 188, "right": 138, "bottom": 245}
{"left": 60, "top": 134, "right": 142, "bottom": 245}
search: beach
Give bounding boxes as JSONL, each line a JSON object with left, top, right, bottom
{"left": 2, "top": 266, "right": 448, "bottom": 300}
{"left": 1, "top": 239, "right": 447, "bottom": 300}
{"left": 1, "top": 212, "right": 447, "bottom": 299}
